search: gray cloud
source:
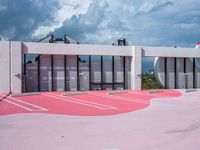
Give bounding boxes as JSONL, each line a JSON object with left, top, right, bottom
{"left": 53, "top": 0, "right": 109, "bottom": 43}
{"left": 0, "top": 0, "right": 60, "bottom": 41}
{"left": 0, "top": 0, "right": 200, "bottom": 47}
{"left": 135, "top": 1, "right": 174, "bottom": 16}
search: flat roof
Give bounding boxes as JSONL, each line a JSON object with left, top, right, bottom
{"left": 0, "top": 89, "right": 200, "bottom": 150}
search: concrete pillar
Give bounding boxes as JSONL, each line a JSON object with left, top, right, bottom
{"left": 11, "top": 41, "right": 22, "bottom": 93}
{"left": 130, "top": 46, "right": 142, "bottom": 90}
{"left": 0, "top": 41, "right": 10, "bottom": 93}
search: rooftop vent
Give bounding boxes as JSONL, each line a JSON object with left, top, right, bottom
{"left": 112, "top": 38, "right": 128, "bottom": 46}
{"left": 38, "top": 34, "right": 79, "bottom": 44}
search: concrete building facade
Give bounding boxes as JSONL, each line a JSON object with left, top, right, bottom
{"left": 0, "top": 39, "right": 199, "bottom": 93}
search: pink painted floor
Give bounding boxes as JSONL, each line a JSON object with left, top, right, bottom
{"left": 1, "top": 89, "right": 200, "bottom": 150}
{"left": 0, "top": 90, "right": 181, "bottom": 116}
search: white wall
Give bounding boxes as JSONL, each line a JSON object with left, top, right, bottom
{"left": 2, "top": 40, "right": 199, "bottom": 93}
{"left": 11, "top": 42, "right": 22, "bottom": 93}
{"left": 131, "top": 46, "right": 142, "bottom": 90}
{"left": 142, "top": 46, "right": 200, "bottom": 57}
{"left": 0, "top": 41, "right": 10, "bottom": 93}
{"left": 22, "top": 42, "right": 133, "bottom": 56}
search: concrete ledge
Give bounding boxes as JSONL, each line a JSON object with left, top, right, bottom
{"left": 148, "top": 90, "right": 164, "bottom": 94}
{"left": 11, "top": 92, "right": 40, "bottom": 97}
{"left": 107, "top": 90, "right": 127, "bottom": 95}
{"left": 185, "top": 89, "right": 198, "bottom": 93}
{"left": 62, "top": 91, "right": 87, "bottom": 96}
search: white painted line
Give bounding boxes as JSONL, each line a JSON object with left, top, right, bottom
{"left": 0, "top": 94, "right": 48, "bottom": 111}
{"left": 49, "top": 93, "right": 117, "bottom": 109}
{"left": 89, "top": 92, "right": 149, "bottom": 104}
{"left": 42, "top": 93, "right": 116, "bottom": 110}
{"left": 4, "top": 100, "right": 33, "bottom": 111}
{"left": 9, "top": 96, "right": 48, "bottom": 111}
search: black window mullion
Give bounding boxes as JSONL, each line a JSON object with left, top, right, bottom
{"left": 183, "top": 58, "right": 187, "bottom": 89}
{"left": 193, "top": 58, "right": 196, "bottom": 88}
{"left": 89, "top": 56, "right": 91, "bottom": 90}
{"left": 23, "top": 54, "right": 26, "bottom": 92}
{"left": 123, "top": 56, "right": 126, "bottom": 90}
{"left": 37, "top": 55, "right": 40, "bottom": 92}
{"left": 64, "top": 55, "right": 67, "bottom": 91}
{"left": 101, "top": 56, "right": 103, "bottom": 90}
{"left": 164, "top": 57, "right": 167, "bottom": 89}
{"left": 77, "top": 56, "right": 80, "bottom": 91}
{"left": 112, "top": 56, "right": 114, "bottom": 90}
{"left": 174, "top": 57, "right": 177, "bottom": 89}
{"left": 51, "top": 55, "right": 54, "bottom": 91}
{"left": 184, "top": 58, "right": 186, "bottom": 73}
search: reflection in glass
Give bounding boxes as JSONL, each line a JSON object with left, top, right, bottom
{"left": 114, "top": 56, "right": 124, "bottom": 83}
{"left": 103, "top": 56, "right": 112, "bottom": 83}
{"left": 103, "top": 84, "right": 112, "bottom": 90}
{"left": 53, "top": 55, "right": 65, "bottom": 91}
{"left": 91, "top": 56, "right": 101, "bottom": 83}
{"left": 25, "top": 54, "right": 39, "bottom": 92}
{"left": 79, "top": 56, "right": 89, "bottom": 91}
{"left": 91, "top": 84, "right": 101, "bottom": 90}
{"left": 40, "top": 55, "right": 52, "bottom": 91}
{"left": 66, "top": 55, "right": 77, "bottom": 91}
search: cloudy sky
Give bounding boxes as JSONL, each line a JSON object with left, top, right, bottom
{"left": 0, "top": 0, "right": 200, "bottom": 47}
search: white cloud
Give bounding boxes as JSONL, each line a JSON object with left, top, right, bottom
{"left": 173, "top": 23, "right": 200, "bottom": 30}
{"left": 0, "top": 0, "right": 200, "bottom": 47}
{"left": 32, "top": 0, "right": 92, "bottom": 38}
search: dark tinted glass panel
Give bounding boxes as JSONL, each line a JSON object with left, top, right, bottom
{"left": 78, "top": 56, "right": 89, "bottom": 91}
{"left": 114, "top": 56, "right": 124, "bottom": 83}
{"left": 91, "top": 84, "right": 101, "bottom": 90}
{"left": 103, "top": 84, "right": 112, "bottom": 90}
{"left": 40, "top": 55, "right": 52, "bottom": 91}
{"left": 114, "top": 84, "right": 124, "bottom": 90}
{"left": 91, "top": 56, "right": 101, "bottom": 83}
{"left": 53, "top": 55, "right": 65, "bottom": 91}
{"left": 66, "top": 55, "right": 77, "bottom": 91}
{"left": 25, "top": 54, "right": 39, "bottom": 92}
{"left": 103, "top": 56, "right": 112, "bottom": 83}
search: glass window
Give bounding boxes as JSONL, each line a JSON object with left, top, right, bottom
{"left": 125, "top": 56, "right": 131, "bottom": 89}
{"left": 53, "top": 55, "right": 65, "bottom": 91}
{"left": 66, "top": 55, "right": 77, "bottom": 91}
{"left": 91, "top": 84, "right": 101, "bottom": 90}
{"left": 40, "top": 55, "right": 52, "bottom": 91}
{"left": 91, "top": 56, "right": 101, "bottom": 83}
{"left": 114, "top": 56, "right": 124, "bottom": 83}
{"left": 114, "top": 84, "right": 124, "bottom": 90}
{"left": 103, "top": 56, "right": 112, "bottom": 83}
{"left": 103, "top": 84, "right": 113, "bottom": 90}
{"left": 25, "top": 54, "right": 39, "bottom": 92}
{"left": 78, "top": 56, "right": 89, "bottom": 91}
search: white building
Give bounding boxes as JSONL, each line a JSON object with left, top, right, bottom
{"left": 0, "top": 35, "right": 199, "bottom": 93}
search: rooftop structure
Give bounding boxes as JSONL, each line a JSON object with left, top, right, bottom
{"left": 0, "top": 35, "right": 199, "bottom": 94}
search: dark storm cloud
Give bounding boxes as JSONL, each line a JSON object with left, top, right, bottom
{"left": 0, "top": 0, "right": 200, "bottom": 47}
{"left": 53, "top": 0, "right": 109, "bottom": 43}
{"left": 0, "top": 0, "right": 60, "bottom": 41}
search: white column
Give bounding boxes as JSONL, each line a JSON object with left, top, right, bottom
{"left": 130, "top": 46, "right": 142, "bottom": 90}
{"left": 0, "top": 41, "right": 10, "bottom": 93}
{"left": 11, "top": 41, "right": 22, "bottom": 93}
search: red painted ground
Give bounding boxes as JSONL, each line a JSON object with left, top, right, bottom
{"left": 0, "top": 90, "right": 181, "bottom": 116}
